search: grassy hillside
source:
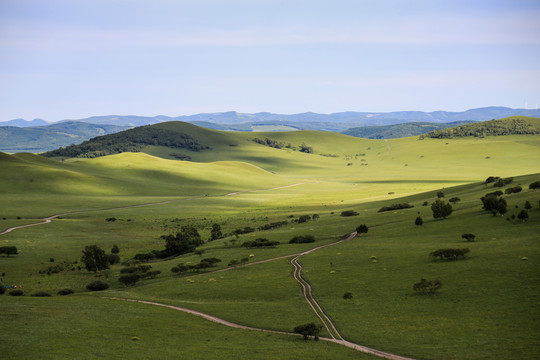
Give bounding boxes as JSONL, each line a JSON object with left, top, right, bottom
{"left": 342, "top": 121, "right": 474, "bottom": 139}
{"left": 1, "top": 122, "right": 539, "bottom": 359}
{"left": 424, "top": 116, "right": 540, "bottom": 138}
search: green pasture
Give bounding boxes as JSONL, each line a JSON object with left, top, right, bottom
{"left": 0, "top": 295, "right": 371, "bottom": 360}
{"left": 0, "top": 124, "right": 539, "bottom": 359}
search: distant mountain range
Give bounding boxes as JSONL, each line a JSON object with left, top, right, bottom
{"left": 3, "top": 106, "right": 540, "bottom": 130}
{"left": 2, "top": 107, "right": 540, "bottom": 152}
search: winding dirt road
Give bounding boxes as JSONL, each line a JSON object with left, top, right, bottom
{"left": 0, "top": 183, "right": 306, "bottom": 237}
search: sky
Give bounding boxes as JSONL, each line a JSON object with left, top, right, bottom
{"left": 1, "top": 0, "right": 539, "bottom": 122}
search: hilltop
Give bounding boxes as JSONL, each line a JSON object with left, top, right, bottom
{"left": 422, "top": 116, "right": 540, "bottom": 138}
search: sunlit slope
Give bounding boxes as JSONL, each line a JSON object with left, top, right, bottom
{"left": 0, "top": 151, "right": 291, "bottom": 197}
{"left": 145, "top": 123, "right": 540, "bottom": 183}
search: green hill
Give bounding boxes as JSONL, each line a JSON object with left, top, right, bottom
{"left": 1, "top": 120, "right": 540, "bottom": 360}
{"left": 423, "top": 116, "right": 540, "bottom": 138}
{"left": 342, "top": 121, "right": 474, "bottom": 139}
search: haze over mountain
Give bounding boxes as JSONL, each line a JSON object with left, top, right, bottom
{"left": 3, "top": 107, "right": 540, "bottom": 129}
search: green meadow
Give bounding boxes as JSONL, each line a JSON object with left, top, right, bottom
{"left": 1, "top": 121, "right": 539, "bottom": 359}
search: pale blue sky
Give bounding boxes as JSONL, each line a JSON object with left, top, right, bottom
{"left": 1, "top": 0, "right": 539, "bottom": 121}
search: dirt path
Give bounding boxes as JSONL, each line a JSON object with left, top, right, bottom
{"left": 0, "top": 183, "right": 306, "bottom": 237}
{"left": 103, "top": 297, "right": 416, "bottom": 360}
{"left": 385, "top": 139, "right": 392, "bottom": 155}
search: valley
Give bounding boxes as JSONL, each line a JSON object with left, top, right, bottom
{"left": 0, "top": 120, "right": 539, "bottom": 359}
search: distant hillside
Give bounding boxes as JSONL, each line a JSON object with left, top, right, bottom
{"left": 42, "top": 123, "right": 208, "bottom": 158}
{"left": 0, "top": 121, "right": 128, "bottom": 153}
{"left": 342, "top": 121, "right": 474, "bottom": 139}
{"left": 7, "top": 106, "right": 540, "bottom": 130}
{"left": 0, "top": 118, "right": 49, "bottom": 127}
{"left": 422, "top": 116, "right": 540, "bottom": 139}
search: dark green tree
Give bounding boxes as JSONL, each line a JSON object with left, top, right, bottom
{"left": 356, "top": 224, "right": 368, "bottom": 234}
{"left": 165, "top": 225, "right": 203, "bottom": 256}
{"left": 437, "top": 191, "right": 445, "bottom": 198}
{"left": 431, "top": 199, "right": 453, "bottom": 219}
{"left": 111, "top": 244, "right": 120, "bottom": 254}
{"left": 293, "top": 323, "right": 323, "bottom": 340}
{"left": 415, "top": 216, "right": 423, "bottom": 226}
{"left": 119, "top": 274, "right": 140, "bottom": 286}
{"left": 461, "top": 233, "right": 476, "bottom": 242}
{"left": 0, "top": 246, "right": 18, "bottom": 256}
{"left": 210, "top": 223, "right": 222, "bottom": 241}
{"left": 524, "top": 201, "right": 532, "bottom": 211}
{"left": 449, "top": 197, "right": 461, "bottom": 204}
{"left": 81, "top": 245, "right": 109, "bottom": 272}
{"left": 517, "top": 210, "right": 529, "bottom": 222}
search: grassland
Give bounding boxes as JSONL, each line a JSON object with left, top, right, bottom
{"left": 1, "top": 121, "right": 539, "bottom": 359}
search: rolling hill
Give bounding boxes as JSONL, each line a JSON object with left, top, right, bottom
{"left": 1, "top": 118, "right": 539, "bottom": 360}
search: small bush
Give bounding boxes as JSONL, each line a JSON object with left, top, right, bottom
{"left": 461, "top": 233, "right": 476, "bottom": 242}
{"left": 528, "top": 180, "right": 540, "bottom": 190}
{"left": 343, "top": 292, "right": 353, "bottom": 299}
{"left": 31, "top": 291, "right": 51, "bottom": 297}
{"left": 119, "top": 274, "right": 140, "bottom": 287}
{"left": 340, "top": 210, "right": 359, "bottom": 217}
{"left": 9, "top": 289, "right": 24, "bottom": 296}
{"left": 378, "top": 203, "right": 413, "bottom": 212}
{"left": 430, "top": 248, "right": 470, "bottom": 261}
{"left": 415, "top": 216, "right": 423, "bottom": 226}
{"left": 356, "top": 224, "right": 368, "bottom": 234}
{"left": 86, "top": 280, "right": 109, "bottom": 291}
{"left": 504, "top": 186, "right": 522, "bottom": 194}
{"left": 108, "top": 254, "right": 120, "bottom": 265}
{"left": 413, "top": 279, "right": 442, "bottom": 294}
{"left": 289, "top": 235, "right": 315, "bottom": 244}
{"left": 57, "top": 288, "right": 74, "bottom": 296}
{"left": 0, "top": 286, "right": 6, "bottom": 295}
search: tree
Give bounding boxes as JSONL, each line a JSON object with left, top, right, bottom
{"left": 165, "top": 225, "right": 203, "bottom": 256}
{"left": 293, "top": 323, "right": 322, "bottom": 340}
{"left": 415, "top": 216, "right": 423, "bottom": 226}
{"left": 481, "top": 195, "right": 507, "bottom": 216}
{"left": 81, "top": 245, "right": 109, "bottom": 272}
{"left": 517, "top": 210, "right": 529, "bottom": 222}
{"left": 356, "top": 224, "right": 368, "bottom": 234}
{"left": 449, "top": 197, "right": 461, "bottom": 204}
{"left": 437, "top": 191, "right": 445, "bottom": 198}
{"left": 0, "top": 246, "right": 18, "bottom": 256}
{"left": 413, "top": 279, "right": 442, "bottom": 294}
{"left": 431, "top": 199, "right": 453, "bottom": 219}
{"left": 210, "top": 223, "right": 222, "bottom": 241}
{"left": 111, "top": 244, "right": 120, "bottom": 254}
{"left": 119, "top": 274, "right": 140, "bottom": 286}
{"left": 461, "top": 233, "right": 476, "bottom": 242}
{"left": 524, "top": 201, "right": 532, "bottom": 211}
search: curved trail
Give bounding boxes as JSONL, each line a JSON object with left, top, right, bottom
{"left": 104, "top": 296, "right": 415, "bottom": 360}
{"left": 0, "top": 183, "right": 305, "bottom": 237}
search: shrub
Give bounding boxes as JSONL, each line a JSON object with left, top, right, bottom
{"left": 57, "top": 288, "right": 74, "bottom": 296}
{"left": 343, "top": 292, "right": 353, "bottom": 299}
{"left": 86, "top": 280, "right": 109, "bottom": 291}
{"left": 415, "top": 216, "right": 423, "bottom": 226}
{"left": 0, "top": 286, "right": 6, "bottom": 295}
{"left": 9, "top": 289, "right": 24, "bottom": 296}
{"left": 356, "top": 224, "right": 368, "bottom": 234}
{"left": 0, "top": 246, "right": 18, "bottom": 256}
{"left": 108, "top": 254, "right": 120, "bottom": 265}
{"left": 106, "top": 217, "right": 117, "bottom": 222}
{"left": 298, "top": 215, "right": 311, "bottom": 223}
{"left": 378, "top": 203, "right": 413, "bottom": 212}
{"left": 293, "top": 323, "right": 322, "bottom": 340}
{"left": 529, "top": 180, "right": 540, "bottom": 190}
{"left": 119, "top": 274, "right": 140, "bottom": 286}
{"left": 504, "top": 186, "right": 522, "bottom": 194}
{"left": 133, "top": 252, "right": 155, "bottom": 262}
{"left": 430, "top": 248, "right": 470, "bottom": 261}
{"left": 517, "top": 210, "right": 529, "bottom": 222}
{"left": 31, "top": 291, "right": 51, "bottom": 297}
{"left": 461, "top": 233, "right": 476, "bottom": 242}
{"left": 449, "top": 197, "right": 461, "bottom": 204}
{"left": 241, "top": 238, "right": 280, "bottom": 248}
{"left": 289, "top": 235, "right": 315, "bottom": 244}
{"left": 340, "top": 210, "right": 359, "bottom": 217}
{"left": 413, "top": 279, "right": 442, "bottom": 294}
